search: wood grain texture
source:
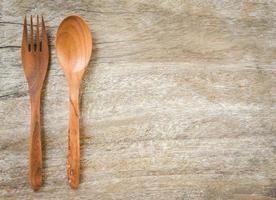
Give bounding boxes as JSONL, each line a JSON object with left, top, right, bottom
{"left": 0, "top": 0, "right": 275, "bottom": 199}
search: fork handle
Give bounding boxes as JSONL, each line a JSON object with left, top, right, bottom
{"left": 29, "top": 94, "right": 42, "bottom": 191}
{"left": 67, "top": 90, "right": 80, "bottom": 188}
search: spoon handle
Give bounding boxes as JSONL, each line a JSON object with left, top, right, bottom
{"left": 67, "top": 91, "right": 80, "bottom": 188}
{"left": 29, "top": 94, "right": 42, "bottom": 191}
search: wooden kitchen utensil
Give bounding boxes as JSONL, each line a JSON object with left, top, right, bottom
{"left": 56, "top": 15, "right": 92, "bottom": 188}
{"left": 21, "top": 15, "right": 49, "bottom": 191}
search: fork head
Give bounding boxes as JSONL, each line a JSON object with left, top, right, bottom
{"left": 21, "top": 15, "right": 49, "bottom": 96}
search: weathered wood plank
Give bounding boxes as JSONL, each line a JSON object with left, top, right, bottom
{"left": 0, "top": 0, "right": 275, "bottom": 199}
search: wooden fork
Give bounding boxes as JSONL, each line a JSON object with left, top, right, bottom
{"left": 21, "top": 15, "right": 49, "bottom": 191}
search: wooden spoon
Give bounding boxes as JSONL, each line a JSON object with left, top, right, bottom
{"left": 56, "top": 15, "right": 92, "bottom": 188}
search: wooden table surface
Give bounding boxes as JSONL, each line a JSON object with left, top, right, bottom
{"left": 0, "top": 0, "right": 275, "bottom": 199}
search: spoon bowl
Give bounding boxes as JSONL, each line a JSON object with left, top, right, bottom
{"left": 56, "top": 16, "right": 92, "bottom": 78}
{"left": 56, "top": 15, "right": 92, "bottom": 188}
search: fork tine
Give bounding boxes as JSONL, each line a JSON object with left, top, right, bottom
{"left": 30, "top": 15, "right": 34, "bottom": 52}
{"left": 22, "top": 16, "right": 28, "bottom": 52}
{"left": 36, "top": 15, "right": 40, "bottom": 52}
{"left": 41, "top": 16, "right": 48, "bottom": 52}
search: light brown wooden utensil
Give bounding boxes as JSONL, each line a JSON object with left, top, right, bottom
{"left": 56, "top": 15, "right": 92, "bottom": 189}
{"left": 21, "top": 15, "right": 49, "bottom": 191}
